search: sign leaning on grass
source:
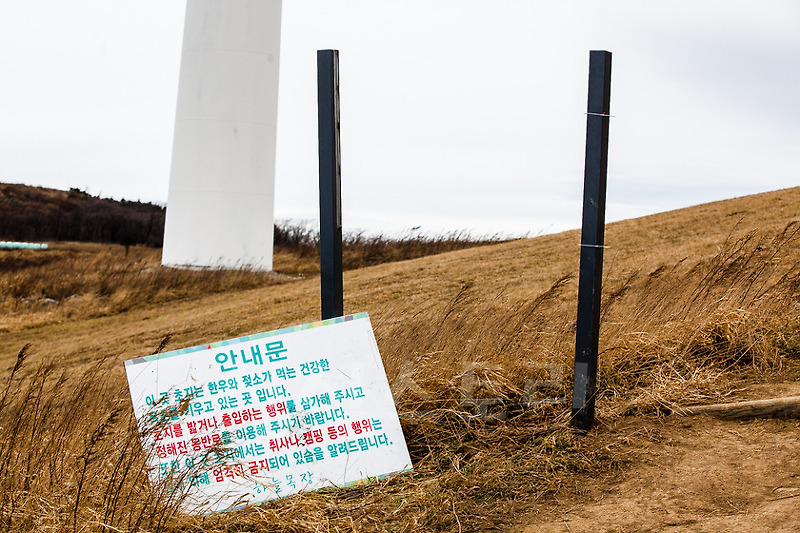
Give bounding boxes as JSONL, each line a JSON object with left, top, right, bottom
{"left": 124, "top": 312, "right": 412, "bottom": 513}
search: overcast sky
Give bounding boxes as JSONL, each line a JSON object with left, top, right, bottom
{"left": 1, "top": 1, "right": 798, "bottom": 237}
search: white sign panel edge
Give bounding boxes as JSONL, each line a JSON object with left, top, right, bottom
{"left": 124, "top": 312, "right": 412, "bottom": 513}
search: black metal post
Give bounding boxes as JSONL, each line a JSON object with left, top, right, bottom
{"left": 317, "top": 49, "right": 344, "bottom": 320}
{"left": 571, "top": 50, "right": 612, "bottom": 432}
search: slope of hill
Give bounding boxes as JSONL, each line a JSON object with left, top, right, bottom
{"left": 0, "top": 182, "right": 165, "bottom": 246}
{"left": 0, "top": 186, "right": 799, "bottom": 532}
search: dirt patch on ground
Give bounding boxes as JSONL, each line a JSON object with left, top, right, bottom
{"left": 518, "top": 387, "right": 800, "bottom": 532}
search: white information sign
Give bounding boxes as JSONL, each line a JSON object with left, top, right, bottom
{"left": 124, "top": 313, "right": 412, "bottom": 513}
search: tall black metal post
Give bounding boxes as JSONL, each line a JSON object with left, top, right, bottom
{"left": 571, "top": 50, "right": 612, "bottom": 432}
{"left": 317, "top": 49, "right": 344, "bottom": 320}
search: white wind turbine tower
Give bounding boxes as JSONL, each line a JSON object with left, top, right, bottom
{"left": 162, "top": 0, "right": 282, "bottom": 270}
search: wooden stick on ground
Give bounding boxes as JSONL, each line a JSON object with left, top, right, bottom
{"left": 675, "top": 396, "right": 800, "bottom": 420}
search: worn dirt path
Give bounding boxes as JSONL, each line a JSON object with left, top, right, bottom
{"left": 517, "top": 384, "right": 800, "bottom": 533}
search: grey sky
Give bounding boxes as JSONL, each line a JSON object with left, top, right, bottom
{"left": 1, "top": 1, "right": 798, "bottom": 237}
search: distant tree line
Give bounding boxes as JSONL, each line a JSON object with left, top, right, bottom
{"left": 0, "top": 184, "right": 165, "bottom": 247}
{"left": 1, "top": 183, "right": 511, "bottom": 256}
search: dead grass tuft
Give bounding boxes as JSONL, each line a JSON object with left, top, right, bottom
{"left": 0, "top": 361, "right": 176, "bottom": 531}
{"left": 597, "top": 222, "right": 800, "bottom": 415}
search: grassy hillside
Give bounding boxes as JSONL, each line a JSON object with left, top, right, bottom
{"left": 0, "top": 183, "right": 165, "bottom": 246}
{"left": 1, "top": 187, "right": 799, "bottom": 532}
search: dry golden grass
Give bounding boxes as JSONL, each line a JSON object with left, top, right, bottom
{"left": 1, "top": 186, "right": 800, "bottom": 532}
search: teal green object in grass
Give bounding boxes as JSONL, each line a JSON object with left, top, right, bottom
{"left": 0, "top": 241, "right": 48, "bottom": 250}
